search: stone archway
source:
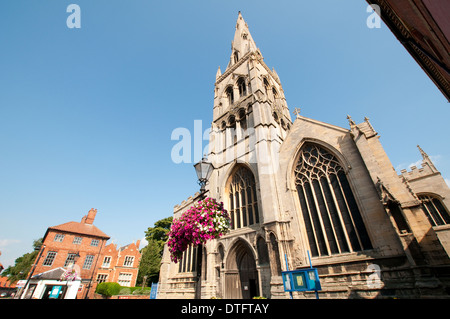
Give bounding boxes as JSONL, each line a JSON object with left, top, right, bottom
{"left": 224, "top": 239, "right": 259, "bottom": 299}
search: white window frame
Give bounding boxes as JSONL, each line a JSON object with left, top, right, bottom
{"left": 117, "top": 273, "right": 133, "bottom": 287}
{"left": 43, "top": 251, "right": 57, "bottom": 266}
{"left": 83, "top": 255, "right": 95, "bottom": 269}
{"left": 123, "top": 256, "right": 134, "bottom": 267}
{"left": 102, "top": 256, "right": 112, "bottom": 268}
{"left": 54, "top": 234, "right": 65, "bottom": 242}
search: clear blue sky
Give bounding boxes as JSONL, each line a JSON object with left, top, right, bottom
{"left": 1, "top": 1, "right": 449, "bottom": 270}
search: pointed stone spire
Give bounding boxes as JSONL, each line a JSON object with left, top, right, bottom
{"left": 229, "top": 11, "right": 258, "bottom": 67}
{"left": 347, "top": 115, "right": 355, "bottom": 126}
{"left": 417, "top": 145, "right": 437, "bottom": 172}
{"left": 216, "top": 66, "right": 222, "bottom": 80}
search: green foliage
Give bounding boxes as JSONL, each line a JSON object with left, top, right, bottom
{"left": 136, "top": 216, "right": 172, "bottom": 286}
{"left": 137, "top": 239, "right": 163, "bottom": 285}
{"left": 1, "top": 238, "right": 43, "bottom": 283}
{"left": 145, "top": 216, "right": 173, "bottom": 249}
{"left": 95, "top": 282, "right": 121, "bottom": 297}
{"left": 117, "top": 287, "right": 151, "bottom": 295}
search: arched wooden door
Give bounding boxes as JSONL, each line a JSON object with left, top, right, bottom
{"left": 225, "top": 240, "right": 259, "bottom": 299}
{"left": 238, "top": 251, "right": 258, "bottom": 299}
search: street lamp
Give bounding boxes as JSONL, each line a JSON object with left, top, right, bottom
{"left": 73, "top": 252, "right": 80, "bottom": 264}
{"left": 194, "top": 157, "right": 214, "bottom": 195}
{"left": 193, "top": 157, "right": 213, "bottom": 299}
{"left": 19, "top": 244, "right": 46, "bottom": 299}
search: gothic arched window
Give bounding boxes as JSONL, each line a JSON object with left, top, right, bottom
{"left": 226, "top": 86, "right": 234, "bottom": 106}
{"left": 237, "top": 77, "right": 247, "bottom": 97}
{"left": 227, "top": 166, "right": 259, "bottom": 229}
{"left": 294, "top": 143, "right": 372, "bottom": 257}
{"left": 256, "top": 237, "right": 269, "bottom": 265}
{"left": 234, "top": 51, "right": 239, "bottom": 63}
{"left": 419, "top": 194, "right": 450, "bottom": 226}
{"left": 272, "top": 88, "right": 278, "bottom": 98}
{"left": 238, "top": 108, "right": 247, "bottom": 133}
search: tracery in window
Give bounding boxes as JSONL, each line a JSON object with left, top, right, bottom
{"left": 228, "top": 166, "right": 259, "bottom": 230}
{"left": 419, "top": 194, "right": 450, "bottom": 226}
{"left": 294, "top": 143, "right": 372, "bottom": 257}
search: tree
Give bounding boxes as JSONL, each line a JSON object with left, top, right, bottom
{"left": 136, "top": 217, "right": 172, "bottom": 286}
{"left": 137, "top": 240, "right": 163, "bottom": 285}
{"left": 1, "top": 238, "right": 43, "bottom": 283}
{"left": 145, "top": 216, "right": 173, "bottom": 251}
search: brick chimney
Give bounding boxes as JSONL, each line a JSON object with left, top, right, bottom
{"left": 82, "top": 208, "right": 97, "bottom": 225}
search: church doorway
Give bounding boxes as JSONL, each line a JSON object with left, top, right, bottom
{"left": 225, "top": 239, "right": 259, "bottom": 299}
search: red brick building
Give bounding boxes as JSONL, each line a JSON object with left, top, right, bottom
{"left": 29, "top": 208, "right": 110, "bottom": 299}
{"left": 94, "top": 241, "right": 142, "bottom": 291}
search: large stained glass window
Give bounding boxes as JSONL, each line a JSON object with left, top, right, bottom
{"left": 294, "top": 143, "right": 372, "bottom": 257}
{"left": 228, "top": 166, "right": 259, "bottom": 230}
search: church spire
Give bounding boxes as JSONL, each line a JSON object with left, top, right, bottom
{"left": 417, "top": 145, "right": 437, "bottom": 172}
{"left": 229, "top": 12, "right": 258, "bottom": 67}
{"left": 216, "top": 66, "right": 222, "bottom": 80}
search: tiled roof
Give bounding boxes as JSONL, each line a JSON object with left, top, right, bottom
{"left": 0, "top": 276, "right": 16, "bottom": 288}
{"left": 47, "top": 221, "right": 110, "bottom": 239}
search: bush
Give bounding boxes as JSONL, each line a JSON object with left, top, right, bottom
{"left": 95, "top": 282, "right": 121, "bottom": 297}
{"left": 119, "top": 288, "right": 131, "bottom": 295}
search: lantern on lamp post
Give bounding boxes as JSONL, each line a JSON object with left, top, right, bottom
{"left": 194, "top": 157, "right": 214, "bottom": 198}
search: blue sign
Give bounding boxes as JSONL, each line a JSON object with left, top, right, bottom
{"left": 150, "top": 282, "right": 158, "bottom": 299}
{"left": 49, "top": 285, "right": 62, "bottom": 299}
{"left": 282, "top": 268, "right": 321, "bottom": 292}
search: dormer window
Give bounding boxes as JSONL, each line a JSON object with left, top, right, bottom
{"left": 124, "top": 256, "right": 135, "bottom": 267}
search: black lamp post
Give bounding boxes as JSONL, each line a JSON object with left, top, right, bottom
{"left": 19, "top": 244, "right": 46, "bottom": 299}
{"left": 194, "top": 157, "right": 214, "bottom": 197}
{"left": 193, "top": 157, "right": 214, "bottom": 299}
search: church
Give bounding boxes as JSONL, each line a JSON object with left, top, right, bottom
{"left": 158, "top": 12, "right": 450, "bottom": 299}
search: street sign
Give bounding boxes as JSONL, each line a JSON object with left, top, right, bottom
{"left": 150, "top": 282, "right": 158, "bottom": 299}
{"left": 49, "top": 285, "right": 62, "bottom": 299}
{"left": 282, "top": 268, "right": 321, "bottom": 292}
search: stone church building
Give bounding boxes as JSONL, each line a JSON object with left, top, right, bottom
{"left": 158, "top": 12, "right": 450, "bottom": 299}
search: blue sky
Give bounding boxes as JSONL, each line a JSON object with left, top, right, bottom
{"left": 1, "top": 1, "right": 449, "bottom": 270}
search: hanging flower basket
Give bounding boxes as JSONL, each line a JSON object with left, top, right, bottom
{"left": 167, "top": 197, "right": 231, "bottom": 263}
{"left": 60, "top": 265, "right": 79, "bottom": 281}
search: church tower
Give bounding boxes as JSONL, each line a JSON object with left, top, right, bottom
{"left": 158, "top": 11, "right": 450, "bottom": 300}
{"left": 207, "top": 11, "right": 292, "bottom": 224}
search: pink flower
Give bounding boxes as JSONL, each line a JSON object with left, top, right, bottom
{"left": 167, "top": 198, "right": 230, "bottom": 263}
